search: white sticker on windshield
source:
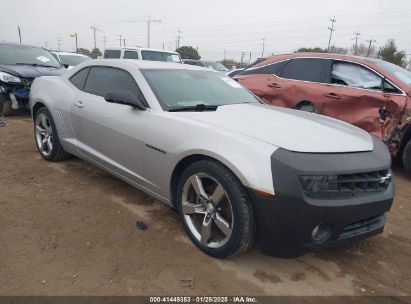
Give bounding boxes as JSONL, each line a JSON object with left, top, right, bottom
{"left": 221, "top": 77, "right": 242, "bottom": 88}
{"left": 36, "top": 56, "right": 50, "bottom": 63}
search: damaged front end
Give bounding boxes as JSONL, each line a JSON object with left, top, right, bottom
{"left": 0, "top": 71, "right": 33, "bottom": 114}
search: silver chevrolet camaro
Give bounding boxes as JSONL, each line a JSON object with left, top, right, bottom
{"left": 29, "top": 60, "right": 394, "bottom": 258}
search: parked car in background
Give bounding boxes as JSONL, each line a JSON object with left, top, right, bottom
{"left": 30, "top": 60, "right": 393, "bottom": 258}
{"left": 235, "top": 53, "right": 411, "bottom": 175}
{"left": 103, "top": 47, "right": 181, "bottom": 63}
{"left": 52, "top": 51, "right": 90, "bottom": 69}
{"left": 0, "top": 42, "right": 65, "bottom": 116}
{"left": 182, "top": 59, "right": 229, "bottom": 72}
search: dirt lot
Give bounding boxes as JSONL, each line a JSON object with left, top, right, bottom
{"left": 0, "top": 116, "right": 410, "bottom": 296}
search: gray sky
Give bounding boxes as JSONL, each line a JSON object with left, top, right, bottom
{"left": 0, "top": 0, "right": 410, "bottom": 62}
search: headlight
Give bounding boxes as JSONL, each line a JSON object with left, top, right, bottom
{"left": 0, "top": 71, "right": 21, "bottom": 83}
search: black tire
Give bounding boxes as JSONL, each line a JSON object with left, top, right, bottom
{"left": 176, "top": 160, "right": 256, "bottom": 258}
{"left": 0, "top": 100, "right": 13, "bottom": 116}
{"left": 403, "top": 140, "right": 411, "bottom": 176}
{"left": 34, "top": 107, "right": 71, "bottom": 162}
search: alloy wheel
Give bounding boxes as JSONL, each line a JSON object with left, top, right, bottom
{"left": 35, "top": 113, "right": 54, "bottom": 157}
{"left": 181, "top": 173, "right": 234, "bottom": 248}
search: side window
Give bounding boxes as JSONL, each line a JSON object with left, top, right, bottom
{"left": 103, "top": 50, "right": 121, "bottom": 59}
{"left": 282, "top": 58, "right": 331, "bottom": 83}
{"left": 331, "top": 61, "right": 382, "bottom": 90}
{"left": 240, "top": 61, "right": 288, "bottom": 76}
{"left": 69, "top": 67, "right": 90, "bottom": 90}
{"left": 124, "top": 51, "right": 139, "bottom": 59}
{"left": 83, "top": 67, "right": 143, "bottom": 101}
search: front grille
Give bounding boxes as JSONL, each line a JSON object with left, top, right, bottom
{"left": 338, "top": 214, "right": 386, "bottom": 240}
{"left": 300, "top": 169, "right": 391, "bottom": 199}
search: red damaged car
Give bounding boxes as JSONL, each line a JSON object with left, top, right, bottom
{"left": 235, "top": 53, "right": 411, "bottom": 175}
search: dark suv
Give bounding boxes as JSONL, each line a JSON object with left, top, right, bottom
{"left": 0, "top": 43, "right": 65, "bottom": 116}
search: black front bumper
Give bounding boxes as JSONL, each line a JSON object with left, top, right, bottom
{"left": 251, "top": 137, "right": 394, "bottom": 258}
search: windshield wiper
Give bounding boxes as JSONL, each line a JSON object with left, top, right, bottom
{"left": 168, "top": 104, "right": 219, "bottom": 112}
{"left": 16, "top": 63, "right": 59, "bottom": 68}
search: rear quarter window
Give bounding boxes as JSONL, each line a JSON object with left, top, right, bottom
{"left": 282, "top": 58, "right": 331, "bottom": 83}
{"left": 69, "top": 68, "right": 90, "bottom": 90}
{"left": 103, "top": 50, "right": 121, "bottom": 59}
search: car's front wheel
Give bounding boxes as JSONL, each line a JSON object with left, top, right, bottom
{"left": 34, "top": 107, "right": 71, "bottom": 162}
{"left": 177, "top": 160, "right": 256, "bottom": 258}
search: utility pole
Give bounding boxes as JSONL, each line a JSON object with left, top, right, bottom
{"left": 111, "top": 17, "right": 161, "bottom": 48}
{"left": 18, "top": 26, "right": 22, "bottom": 43}
{"left": 123, "top": 38, "right": 126, "bottom": 47}
{"left": 240, "top": 52, "right": 245, "bottom": 68}
{"left": 366, "top": 39, "right": 376, "bottom": 57}
{"left": 352, "top": 31, "right": 361, "bottom": 55}
{"left": 90, "top": 23, "right": 103, "bottom": 49}
{"left": 70, "top": 33, "right": 78, "bottom": 53}
{"left": 117, "top": 34, "right": 123, "bottom": 47}
{"left": 249, "top": 52, "right": 252, "bottom": 65}
{"left": 327, "top": 16, "right": 336, "bottom": 51}
{"left": 176, "top": 29, "right": 183, "bottom": 50}
{"left": 57, "top": 38, "right": 61, "bottom": 51}
{"left": 261, "top": 38, "right": 266, "bottom": 58}
{"left": 102, "top": 35, "right": 108, "bottom": 48}
{"left": 162, "top": 42, "right": 165, "bottom": 50}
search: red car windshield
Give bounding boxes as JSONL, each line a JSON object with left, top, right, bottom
{"left": 369, "top": 59, "right": 411, "bottom": 87}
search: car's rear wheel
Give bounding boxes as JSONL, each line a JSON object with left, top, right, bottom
{"left": 177, "top": 160, "right": 256, "bottom": 258}
{"left": 34, "top": 107, "right": 71, "bottom": 162}
{"left": 403, "top": 140, "right": 411, "bottom": 176}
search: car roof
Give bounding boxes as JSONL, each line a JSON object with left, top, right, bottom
{"left": 257, "top": 52, "right": 386, "bottom": 68}
{"left": 84, "top": 59, "right": 218, "bottom": 71}
{"left": 104, "top": 46, "right": 180, "bottom": 55}
{"left": 0, "top": 42, "right": 44, "bottom": 49}
{"left": 53, "top": 51, "right": 88, "bottom": 57}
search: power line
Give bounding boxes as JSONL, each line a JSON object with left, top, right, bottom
{"left": 111, "top": 17, "right": 161, "bottom": 48}
{"left": 352, "top": 31, "right": 361, "bottom": 55}
{"left": 327, "top": 16, "right": 336, "bottom": 51}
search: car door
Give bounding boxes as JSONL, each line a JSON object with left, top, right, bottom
{"left": 237, "top": 58, "right": 333, "bottom": 111}
{"left": 321, "top": 60, "right": 392, "bottom": 139}
{"left": 70, "top": 66, "right": 150, "bottom": 185}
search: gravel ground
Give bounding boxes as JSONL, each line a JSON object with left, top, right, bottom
{"left": 0, "top": 116, "right": 410, "bottom": 296}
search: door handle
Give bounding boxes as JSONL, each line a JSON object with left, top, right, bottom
{"left": 74, "top": 100, "right": 84, "bottom": 108}
{"left": 325, "top": 93, "right": 341, "bottom": 99}
{"left": 267, "top": 82, "right": 281, "bottom": 88}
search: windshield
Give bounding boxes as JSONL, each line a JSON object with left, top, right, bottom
{"left": 203, "top": 61, "right": 229, "bottom": 72}
{"left": 370, "top": 59, "right": 411, "bottom": 87}
{"left": 141, "top": 69, "right": 260, "bottom": 110}
{"left": 141, "top": 50, "right": 181, "bottom": 63}
{"left": 59, "top": 54, "right": 89, "bottom": 66}
{"left": 0, "top": 44, "right": 62, "bottom": 68}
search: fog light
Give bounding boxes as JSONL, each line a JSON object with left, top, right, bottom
{"left": 311, "top": 223, "right": 332, "bottom": 244}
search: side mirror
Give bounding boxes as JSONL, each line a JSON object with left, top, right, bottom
{"left": 63, "top": 64, "right": 70, "bottom": 69}
{"left": 104, "top": 90, "right": 146, "bottom": 111}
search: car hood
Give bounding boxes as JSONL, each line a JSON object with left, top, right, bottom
{"left": 186, "top": 103, "right": 374, "bottom": 153}
{"left": 0, "top": 64, "right": 65, "bottom": 78}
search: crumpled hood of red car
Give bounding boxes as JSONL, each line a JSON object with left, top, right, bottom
{"left": 189, "top": 103, "right": 374, "bottom": 153}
